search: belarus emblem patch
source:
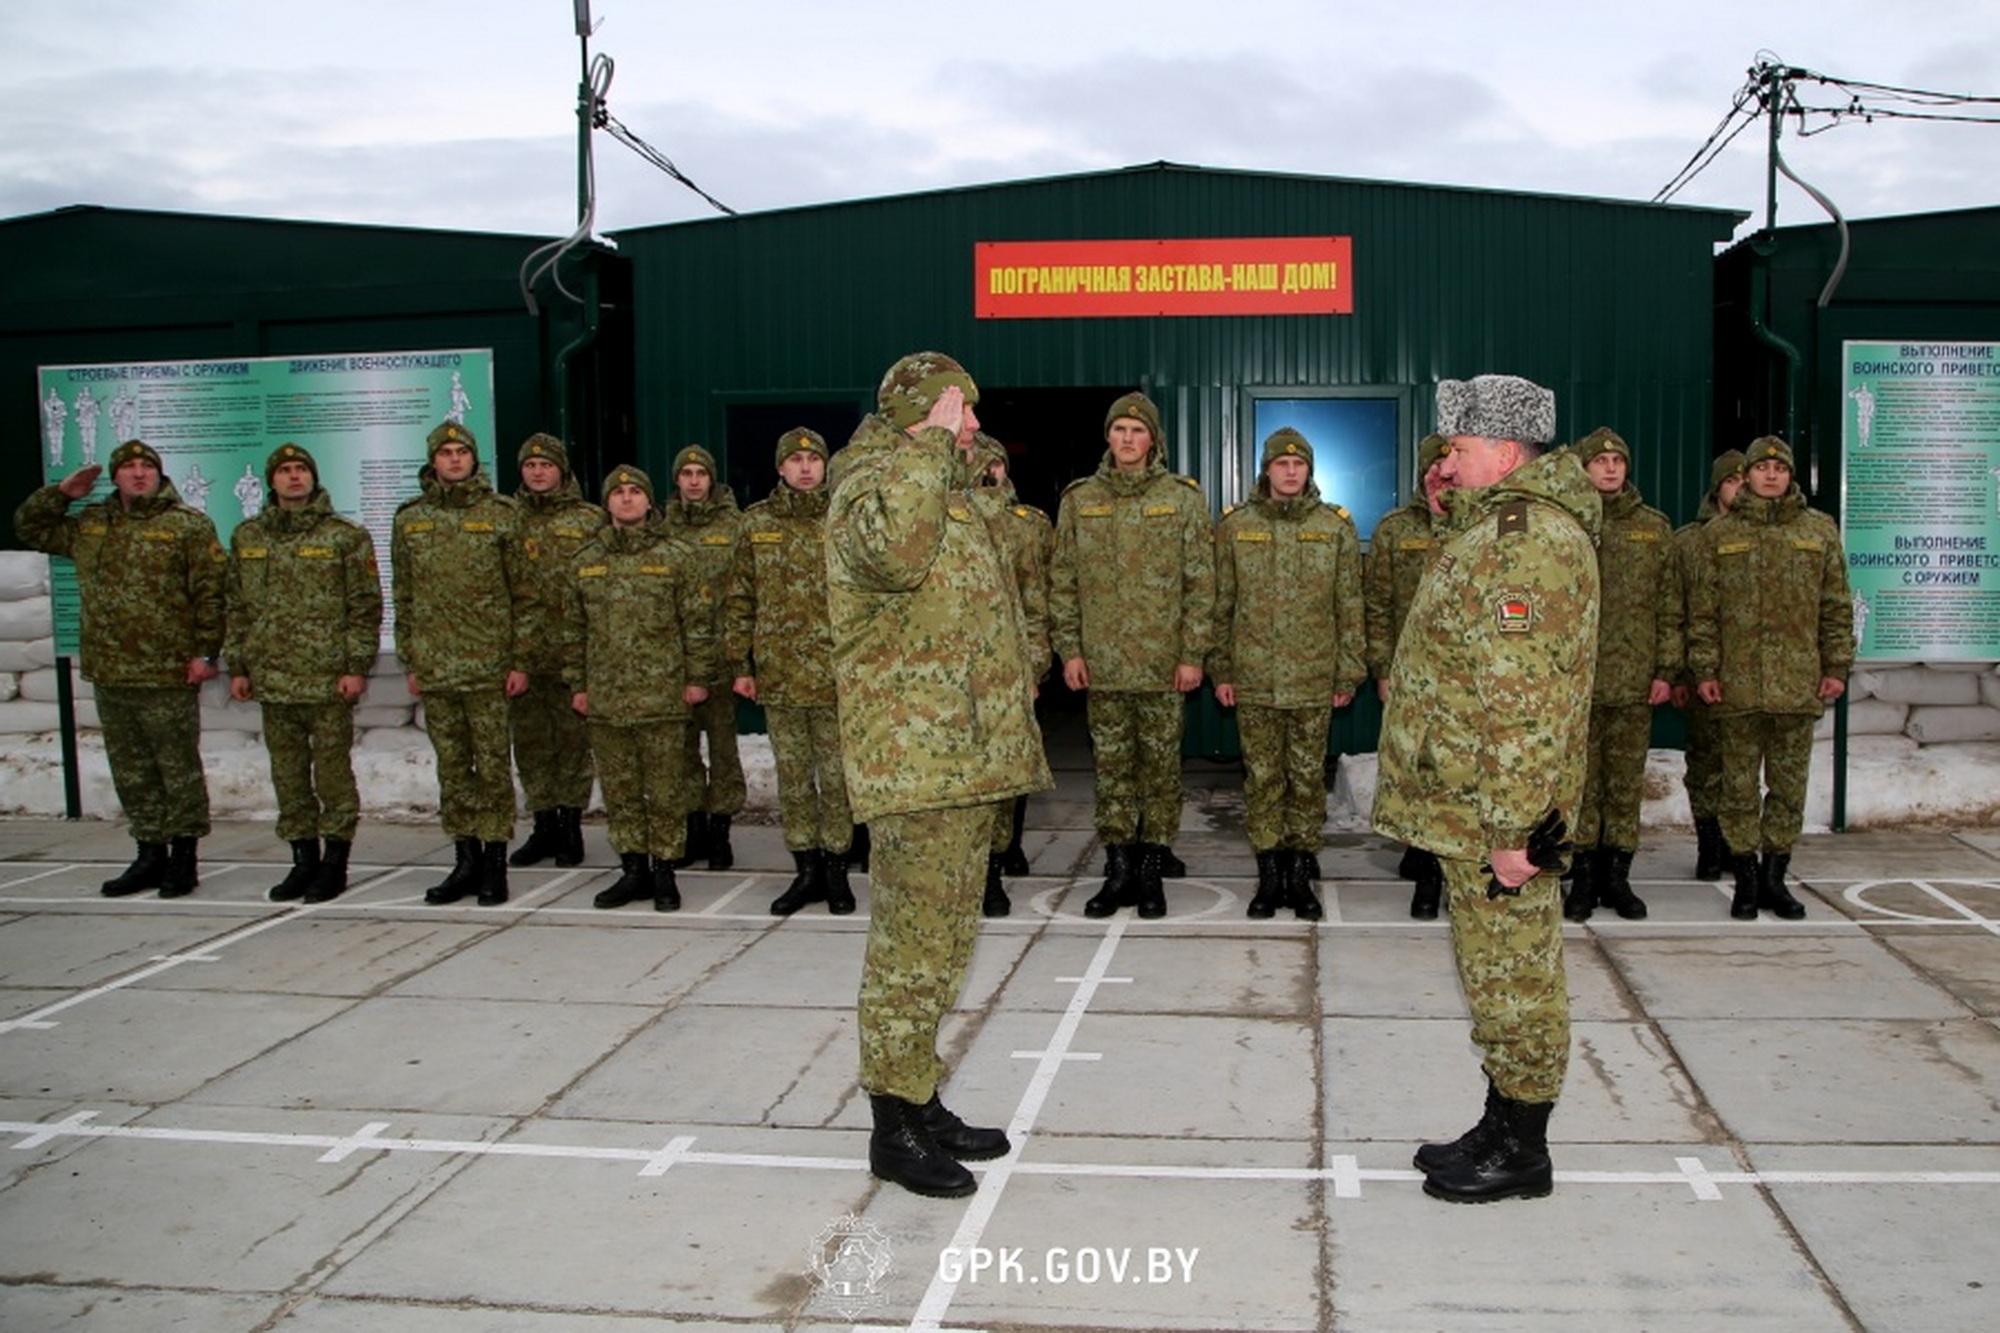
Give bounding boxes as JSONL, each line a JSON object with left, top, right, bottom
{"left": 1496, "top": 597, "right": 1533, "bottom": 633}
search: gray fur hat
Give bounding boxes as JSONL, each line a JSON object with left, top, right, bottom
{"left": 1435, "top": 375, "right": 1556, "bottom": 446}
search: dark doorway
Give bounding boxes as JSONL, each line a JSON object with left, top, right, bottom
{"left": 972, "top": 386, "right": 1126, "bottom": 520}
{"left": 722, "top": 400, "right": 863, "bottom": 505}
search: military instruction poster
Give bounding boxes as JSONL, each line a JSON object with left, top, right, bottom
{"left": 35, "top": 348, "right": 496, "bottom": 653}
{"left": 1840, "top": 339, "right": 2000, "bottom": 662}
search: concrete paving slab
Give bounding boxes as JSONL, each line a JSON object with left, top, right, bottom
{"left": 0, "top": 909, "right": 279, "bottom": 988}
{"left": 1792, "top": 828, "right": 2000, "bottom": 879}
{"left": 999, "top": 932, "right": 1316, "bottom": 1016}
{"left": 1876, "top": 930, "right": 2000, "bottom": 1014}
{"left": 0, "top": 1287, "right": 286, "bottom": 1331}
{"left": 383, "top": 917, "right": 754, "bottom": 1005}
{"left": 1601, "top": 934, "right": 1970, "bottom": 1020}
{"left": 1810, "top": 873, "right": 2000, "bottom": 928}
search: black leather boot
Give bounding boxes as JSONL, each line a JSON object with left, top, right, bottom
{"left": 1409, "top": 852, "right": 1443, "bottom": 921}
{"left": 475, "top": 841, "right": 510, "bottom": 906}
{"left": 1302, "top": 851, "right": 1323, "bottom": 882}
{"left": 508, "top": 810, "right": 561, "bottom": 866}
{"left": 847, "top": 823, "right": 870, "bottom": 872}
{"left": 998, "top": 795, "right": 1031, "bottom": 876}
{"left": 919, "top": 1093, "right": 1010, "bottom": 1161}
{"left": 771, "top": 849, "right": 824, "bottom": 916}
{"left": 1157, "top": 845, "right": 1187, "bottom": 879}
{"left": 1563, "top": 848, "right": 1599, "bottom": 923}
{"left": 554, "top": 806, "right": 586, "bottom": 867}
{"left": 1693, "top": 816, "right": 1726, "bottom": 881}
{"left": 594, "top": 852, "right": 654, "bottom": 909}
{"left": 671, "top": 811, "right": 707, "bottom": 869}
{"left": 705, "top": 814, "right": 734, "bottom": 871}
{"left": 1728, "top": 852, "right": 1760, "bottom": 920}
{"left": 303, "top": 839, "right": 351, "bottom": 903}
{"left": 270, "top": 838, "right": 320, "bottom": 902}
{"left": 102, "top": 841, "right": 168, "bottom": 897}
{"left": 425, "top": 838, "right": 482, "bottom": 904}
{"left": 1759, "top": 851, "right": 1805, "bottom": 919}
{"left": 652, "top": 859, "right": 681, "bottom": 912}
{"left": 1421, "top": 1093, "right": 1555, "bottom": 1203}
{"left": 1083, "top": 843, "right": 1136, "bottom": 918}
{"left": 158, "top": 836, "right": 200, "bottom": 898}
{"left": 869, "top": 1093, "right": 975, "bottom": 1198}
{"left": 1414, "top": 1078, "right": 1503, "bottom": 1173}
{"left": 982, "top": 853, "right": 1011, "bottom": 918}
{"left": 1247, "top": 849, "right": 1285, "bottom": 919}
{"left": 1396, "top": 843, "right": 1425, "bottom": 880}
{"left": 1135, "top": 843, "right": 1168, "bottom": 919}
{"left": 1285, "top": 848, "right": 1324, "bottom": 921}
{"left": 1598, "top": 848, "right": 1648, "bottom": 919}
{"left": 823, "top": 850, "right": 856, "bottom": 915}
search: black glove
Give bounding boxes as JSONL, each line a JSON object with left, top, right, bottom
{"left": 1483, "top": 808, "right": 1571, "bottom": 900}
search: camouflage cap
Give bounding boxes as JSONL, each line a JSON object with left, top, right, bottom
{"left": 1260, "top": 427, "right": 1314, "bottom": 473}
{"left": 107, "top": 439, "right": 162, "bottom": 473}
{"left": 878, "top": 351, "right": 980, "bottom": 430}
{"left": 775, "top": 427, "right": 830, "bottom": 466}
{"left": 427, "top": 419, "right": 478, "bottom": 456}
{"left": 1104, "top": 391, "right": 1165, "bottom": 452}
{"left": 1744, "top": 435, "right": 1794, "bottom": 470}
{"left": 972, "top": 431, "right": 1008, "bottom": 475}
{"left": 603, "top": 464, "right": 655, "bottom": 504}
{"left": 264, "top": 441, "right": 319, "bottom": 489}
{"left": 1709, "top": 448, "right": 1747, "bottom": 493}
{"left": 673, "top": 444, "right": 718, "bottom": 477}
{"left": 518, "top": 432, "right": 571, "bottom": 476}
{"left": 1435, "top": 375, "right": 1556, "bottom": 446}
{"left": 1416, "top": 432, "right": 1450, "bottom": 477}
{"left": 1574, "top": 426, "right": 1631, "bottom": 464}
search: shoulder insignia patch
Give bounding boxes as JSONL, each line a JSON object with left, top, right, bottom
{"left": 1627, "top": 530, "right": 1661, "bottom": 543}
{"left": 1236, "top": 530, "right": 1272, "bottom": 543}
{"left": 1297, "top": 530, "right": 1330, "bottom": 542}
{"left": 750, "top": 531, "right": 784, "bottom": 544}
{"left": 1143, "top": 504, "right": 1176, "bottom": 517}
{"left": 700, "top": 534, "right": 733, "bottom": 545}
{"left": 1496, "top": 596, "right": 1533, "bottom": 633}
{"left": 1496, "top": 501, "right": 1530, "bottom": 537}
{"left": 1716, "top": 540, "right": 1751, "bottom": 556}
{"left": 1078, "top": 504, "right": 1112, "bottom": 518}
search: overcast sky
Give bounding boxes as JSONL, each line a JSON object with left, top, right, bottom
{"left": 3, "top": 0, "right": 1993, "bottom": 242}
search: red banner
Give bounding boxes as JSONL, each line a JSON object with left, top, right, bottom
{"left": 975, "top": 237, "right": 1353, "bottom": 319}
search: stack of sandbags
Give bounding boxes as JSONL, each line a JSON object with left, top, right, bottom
{"left": 0, "top": 554, "right": 64, "bottom": 733}
{"left": 1891, "top": 661, "right": 2000, "bottom": 745}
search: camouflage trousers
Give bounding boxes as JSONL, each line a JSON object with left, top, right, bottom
{"left": 1717, "top": 711, "right": 1817, "bottom": 855}
{"left": 591, "top": 718, "right": 689, "bottom": 860}
{"left": 1442, "top": 855, "right": 1569, "bottom": 1104}
{"left": 857, "top": 804, "right": 988, "bottom": 1103}
{"left": 766, "top": 704, "right": 851, "bottom": 853}
{"left": 1237, "top": 704, "right": 1332, "bottom": 853}
{"left": 1577, "top": 702, "right": 1651, "bottom": 852}
{"left": 96, "top": 684, "right": 210, "bottom": 843}
{"left": 1681, "top": 698, "right": 1724, "bottom": 820}
{"left": 424, "top": 686, "right": 515, "bottom": 843}
{"left": 1086, "top": 690, "right": 1184, "bottom": 844}
{"left": 509, "top": 673, "right": 594, "bottom": 810}
{"left": 681, "top": 688, "right": 746, "bottom": 816}
{"left": 989, "top": 795, "right": 1023, "bottom": 854}
{"left": 261, "top": 701, "right": 359, "bottom": 842}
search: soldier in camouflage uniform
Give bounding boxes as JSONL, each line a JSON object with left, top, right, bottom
{"left": 1565, "top": 427, "right": 1678, "bottom": 923}
{"left": 1373, "top": 375, "right": 1601, "bottom": 1204}
{"left": 971, "top": 433, "right": 1053, "bottom": 916}
{"left": 1050, "top": 391, "right": 1215, "bottom": 918}
{"left": 393, "top": 420, "right": 531, "bottom": 907}
{"left": 1365, "top": 433, "right": 1451, "bottom": 917}
{"left": 565, "top": 466, "right": 714, "bottom": 912}
{"left": 15, "top": 440, "right": 226, "bottom": 897}
{"left": 727, "top": 427, "right": 854, "bottom": 915}
{"left": 507, "top": 434, "right": 605, "bottom": 870}
{"left": 1688, "top": 436, "right": 1851, "bottom": 920}
{"left": 826, "top": 352, "right": 1052, "bottom": 1199}
{"left": 660, "top": 444, "right": 746, "bottom": 870}
{"left": 225, "top": 443, "right": 383, "bottom": 903}
{"left": 1672, "top": 451, "right": 1745, "bottom": 880}
{"left": 1210, "top": 427, "right": 1365, "bottom": 921}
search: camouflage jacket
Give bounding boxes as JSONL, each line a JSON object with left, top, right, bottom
{"left": 1210, "top": 484, "right": 1366, "bottom": 707}
{"left": 223, "top": 490, "right": 383, "bottom": 703}
{"left": 825, "top": 414, "right": 1052, "bottom": 821}
{"left": 1363, "top": 499, "right": 1439, "bottom": 680}
{"left": 512, "top": 480, "right": 606, "bottom": 676}
{"left": 1592, "top": 484, "right": 1680, "bottom": 705}
{"left": 1372, "top": 451, "right": 1602, "bottom": 858}
{"left": 1686, "top": 488, "right": 1852, "bottom": 716}
{"left": 15, "top": 480, "right": 226, "bottom": 688}
{"left": 972, "top": 479, "right": 1054, "bottom": 678}
{"left": 1049, "top": 452, "right": 1215, "bottom": 690}
{"left": 563, "top": 520, "right": 716, "bottom": 724}
{"left": 660, "top": 486, "right": 743, "bottom": 688}
{"left": 1669, "top": 496, "right": 1721, "bottom": 689}
{"left": 390, "top": 466, "right": 528, "bottom": 692}
{"left": 726, "top": 483, "right": 836, "bottom": 706}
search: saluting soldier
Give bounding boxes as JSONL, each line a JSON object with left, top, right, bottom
{"left": 507, "top": 433, "right": 605, "bottom": 870}
{"left": 565, "top": 466, "right": 715, "bottom": 911}
{"left": 1210, "top": 427, "right": 1365, "bottom": 921}
{"left": 225, "top": 443, "right": 383, "bottom": 903}
{"left": 15, "top": 440, "right": 226, "bottom": 897}
{"left": 393, "top": 420, "right": 531, "bottom": 907}
{"left": 1049, "top": 391, "right": 1215, "bottom": 918}
{"left": 1672, "top": 450, "right": 1745, "bottom": 880}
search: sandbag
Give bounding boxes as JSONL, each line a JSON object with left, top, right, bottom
{"left": 1904, "top": 705, "right": 2000, "bottom": 745}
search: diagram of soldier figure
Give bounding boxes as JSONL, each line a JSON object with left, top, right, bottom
{"left": 41, "top": 387, "right": 67, "bottom": 468}
{"left": 1849, "top": 382, "right": 1877, "bottom": 447}
{"left": 447, "top": 369, "right": 471, "bottom": 424}
{"left": 235, "top": 463, "right": 265, "bottom": 520}
{"left": 1852, "top": 589, "right": 1871, "bottom": 652}
{"left": 74, "top": 386, "right": 101, "bottom": 466}
{"left": 110, "top": 385, "right": 141, "bottom": 444}
{"left": 181, "top": 463, "right": 212, "bottom": 513}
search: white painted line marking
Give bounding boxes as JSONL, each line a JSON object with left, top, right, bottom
{"left": 1677, "top": 1154, "right": 1725, "bottom": 1201}
{"left": 317, "top": 1121, "right": 394, "bottom": 1163}
{"left": 698, "top": 876, "right": 759, "bottom": 913}
{"left": 638, "top": 1133, "right": 699, "bottom": 1177}
{"left": 10, "top": 1109, "right": 97, "bottom": 1149}
{"left": 0, "top": 864, "right": 91, "bottom": 891}
{"left": 1008, "top": 1050, "right": 1102, "bottom": 1062}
